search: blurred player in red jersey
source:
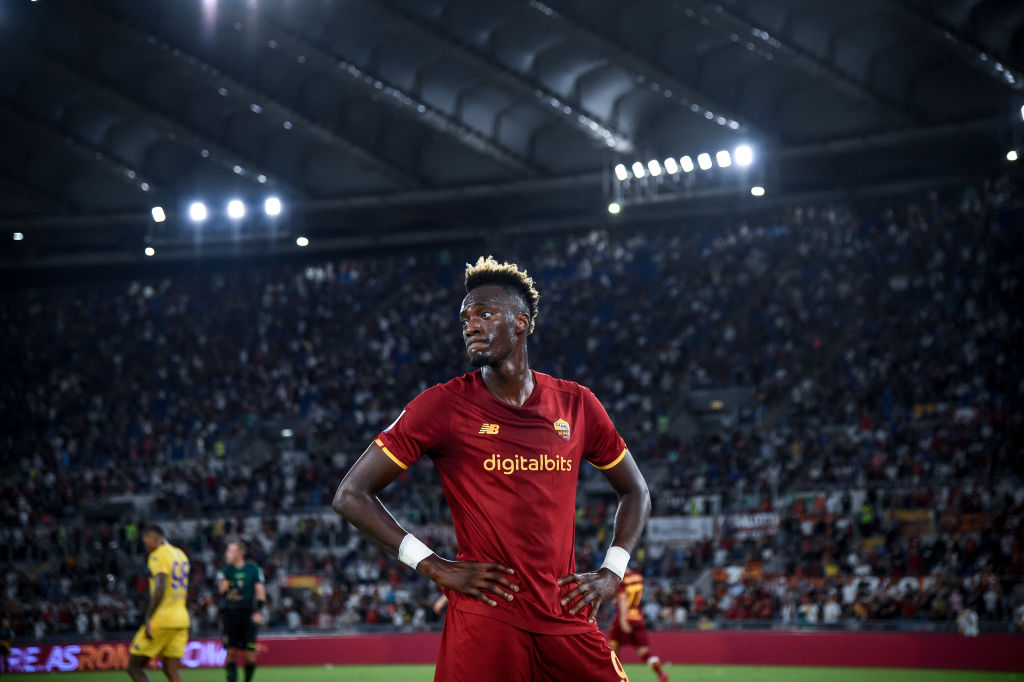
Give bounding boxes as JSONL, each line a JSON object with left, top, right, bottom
{"left": 608, "top": 569, "right": 667, "bottom": 682}
{"left": 334, "top": 256, "right": 652, "bottom": 682}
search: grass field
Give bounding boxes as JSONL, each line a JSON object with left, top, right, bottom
{"left": 13, "top": 665, "right": 1023, "bottom": 681}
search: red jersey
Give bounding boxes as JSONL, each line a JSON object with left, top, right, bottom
{"left": 374, "top": 370, "right": 627, "bottom": 635}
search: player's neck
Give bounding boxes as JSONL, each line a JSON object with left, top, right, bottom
{"left": 232, "top": 559, "right": 245, "bottom": 569}
{"left": 479, "top": 347, "right": 533, "bottom": 407}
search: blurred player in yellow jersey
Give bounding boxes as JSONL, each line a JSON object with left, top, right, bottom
{"left": 127, "top": 525, "right": 191, "bottom": 682}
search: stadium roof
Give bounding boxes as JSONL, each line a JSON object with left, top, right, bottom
{"left": 2, "top": 0, "right": 1022, "bottom": 267}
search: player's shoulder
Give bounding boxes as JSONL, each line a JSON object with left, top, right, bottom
{"left": 534, "top": 372, "right": 592, "bottom": 399}
{"left": 414, "top": 371, "right": 483, "bottom": 402}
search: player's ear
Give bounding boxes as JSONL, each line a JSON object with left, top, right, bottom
{"left": 515, "top": 312, "right": 529, "bottom": 334}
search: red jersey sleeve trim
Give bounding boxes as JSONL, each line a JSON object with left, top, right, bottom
{"left": 374, "top": 438, "right": 409, "bottom": 470}
{"left": 590, "top": 446, "right": 627, "bottom": 470}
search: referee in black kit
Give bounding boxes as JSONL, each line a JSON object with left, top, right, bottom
{"left": 217, "top": 540, "right": 267, "bottom": 682}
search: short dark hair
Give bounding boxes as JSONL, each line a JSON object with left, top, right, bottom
{"left": 464, "top": 256, "right": 540, "bottom": 334}
{"left": 142, "top": 524, "right": 165, "bottom": 537}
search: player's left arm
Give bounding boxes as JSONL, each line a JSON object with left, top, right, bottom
{"left": 558, "top": 449, "right": 651, "bottom": 621}
{"left": 253, "top": 571, "right": 267, "bottom": 624}
{"left": 145, "top": 573, "right": 168, "bottom": 638}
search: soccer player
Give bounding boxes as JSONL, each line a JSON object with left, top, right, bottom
{"left": 0, "top": 616, "right": 12, "bottom": 675}
{"left": 217, "top": 540, "right": 267, "bottom": 682}
{"left": 608, "top": 569, "right": 668, "bottom": 682}
{"left": 334, "top": 256, "right": 652, "bottom": 682}
{"left": 127, "top": 525, "right": 190, "bottom": 682}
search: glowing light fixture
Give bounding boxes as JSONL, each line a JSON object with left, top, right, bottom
{"left": 607, "top": 202, "right": 621, "bottom": 215}
{"left": 734, "top": 145, "right": 754, "bottom": 166}
{"left": 697, "top": 153, "right": 713, "bottom": 170}
{"left": 189, "top": 202, "right": 208, "bottom": 222}
{"left": 227, "top": 199, "right": 246, "bottom": 219}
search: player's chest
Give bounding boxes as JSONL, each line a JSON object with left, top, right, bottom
{"left": 445, "top": 398, "right": 585, "bottom": 462}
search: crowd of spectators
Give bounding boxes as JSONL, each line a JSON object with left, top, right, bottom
{"left": 1, "top": 177, "right": 1022, "bottom": 639}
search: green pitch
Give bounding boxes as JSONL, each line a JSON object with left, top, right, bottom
{"left": 12, "top": 665, "right": 1021, "bottom": 681}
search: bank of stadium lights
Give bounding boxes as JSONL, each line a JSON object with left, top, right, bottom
{"left": 616, "top": 145, "right": 755, "bottom": 182}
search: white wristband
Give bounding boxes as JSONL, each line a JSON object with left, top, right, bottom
{"left": 600, "top": 546, "right": 630, "bottom": 579}
{"left": 398, "top": 533, "right": 434, "bottom": 570}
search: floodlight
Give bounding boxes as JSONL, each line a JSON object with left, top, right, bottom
{"left": 750, "top": 186, "right": 765, "bottom": 197}
{"left": 1008, "top": 150, "right": 1019, "bottom": 162}
{"left": 144, "top": 247, "right": 156, "bottom": 257}
{"left": 13, "top": 232, "right": 24, "bottom": 241}
{"left": 189, "top": 202, "right": 208, "bottom": 222}
{"left": 264, "top": 196, "right": 282, "bottom": 216}
{"left": 647, "top": 160, "right": 662, "bottom": 177}
{"left": 664, "top": 158, "right": 679, "bottom": 174}
{"left": 227, "top": 199, "right": 245, "bottom": 219}
{"left": 631, "top": 161, "right": 646, "bottom": 179}
{"left": 296, "top": 236, "right": 309, "bottom": 247}
{"left": 680, "top": 156, "right": 694, "bottom": 173}
{"left": 716, "top": 150, "right": 732, "bottom": 168}
{"left": 734, "top": 145, "right": 754, "bottom": 166}
{"left": 151, "top": 206, "right": 166, "bottom": 223}
{"left": 614, "top": 164, "right": 628, "bottom": 181}
{"left": 697, "top": 153, "right": 713, "bottom": 170}
{"left": 607, "top": 202, "right": 621, "bottom": 215}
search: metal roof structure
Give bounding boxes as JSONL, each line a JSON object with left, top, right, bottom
{"left": 1, "top": 0, "right": 1022, "bottom": 267}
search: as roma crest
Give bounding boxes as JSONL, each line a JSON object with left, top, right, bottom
{"left": 553, "top": 418, "right": 571, "bottom": 440}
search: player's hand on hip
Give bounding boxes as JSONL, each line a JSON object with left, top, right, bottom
{"left": 421, "top": 557, "right": 518, "bottom": 607}
{"left": 252, "top": 611, "right": 264, "bottom": 625}
{"left": 557, "top": 568, "right": 621, "bottom": 622}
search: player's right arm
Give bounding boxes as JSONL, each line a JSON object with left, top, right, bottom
{"left": 333, "top": 441, "right": 518, "bottom": 607}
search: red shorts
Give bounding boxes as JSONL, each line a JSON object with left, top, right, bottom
{"left": 608, "top": 618, "right": 650, "bottom": 650}
{"left": 435, "top": 606, "right": 629, "bottom": 682}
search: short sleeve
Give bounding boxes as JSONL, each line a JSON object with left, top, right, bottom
{"left": 148, "top": 547, "right": 171, "bottom": 576}
{"left": 373, "top": 386, "right": 450, "bottom": 469}
{"left": 256, "top": 566, "right": 265, "bottom": 584}
{"left": 581, "top": 387, "right": 627, "bottom": 470}
{"left": 215, "top": 570, "right": 226, "bottom": 583}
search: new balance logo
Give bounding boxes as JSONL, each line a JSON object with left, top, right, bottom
{"left": 478, "top": 423, "right": 500, "bottom": 435}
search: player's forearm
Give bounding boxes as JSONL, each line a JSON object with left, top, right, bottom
{"left": 608, "top": 484, "right": 651, "bottom": 554}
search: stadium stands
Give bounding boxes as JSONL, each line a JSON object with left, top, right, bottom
{"left": 2, "top": 178, "right": 1022, "bottom": 639}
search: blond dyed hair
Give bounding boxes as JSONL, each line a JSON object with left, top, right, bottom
{"left": 464, "top": 256, "right": 540, "bottom": 334}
